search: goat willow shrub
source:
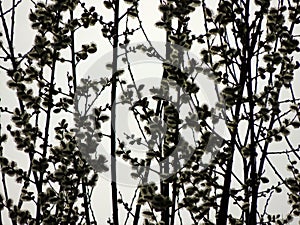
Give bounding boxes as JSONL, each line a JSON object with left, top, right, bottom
{"left": 0, "top": 0, "right": 103, "bottom": 224}
{"left": 0, "top": 0, "right": 300, "bottom": 225}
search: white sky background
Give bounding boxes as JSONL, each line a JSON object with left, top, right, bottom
{"left": 0, "top": 0, "right": 300, "bottom": 224}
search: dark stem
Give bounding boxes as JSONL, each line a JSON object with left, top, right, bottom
{"left": 83, "top": 177, "right": 91, "bottom": 225}
{"left": 70, "top": 10, "right": 77, "bottom": 93}
{"left": 111, "top": 0, "right": 120, "bottom": 224}
{"left": 217, "top": 0, "right": 251, "bottom": 223}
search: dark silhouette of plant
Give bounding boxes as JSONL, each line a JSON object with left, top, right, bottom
{"left": 0, "top": 0, "right": 101, "bottom": 224}
{"left": 1, "top": 0, "right": 300, "bottom": 225}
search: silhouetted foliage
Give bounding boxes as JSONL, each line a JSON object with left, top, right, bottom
{"left": 0, "top": 0, "right": 300, "bottom": 225}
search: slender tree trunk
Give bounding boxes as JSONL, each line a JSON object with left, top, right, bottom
{"left": 111, "top": 0, "right": 120, "bottom": 224}
{"left": 160, "top": 25, "right": 171, "bottom": 225}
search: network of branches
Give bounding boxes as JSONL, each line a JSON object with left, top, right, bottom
{"left": 0, "top": 0, "right": 299, "bottom": 225}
